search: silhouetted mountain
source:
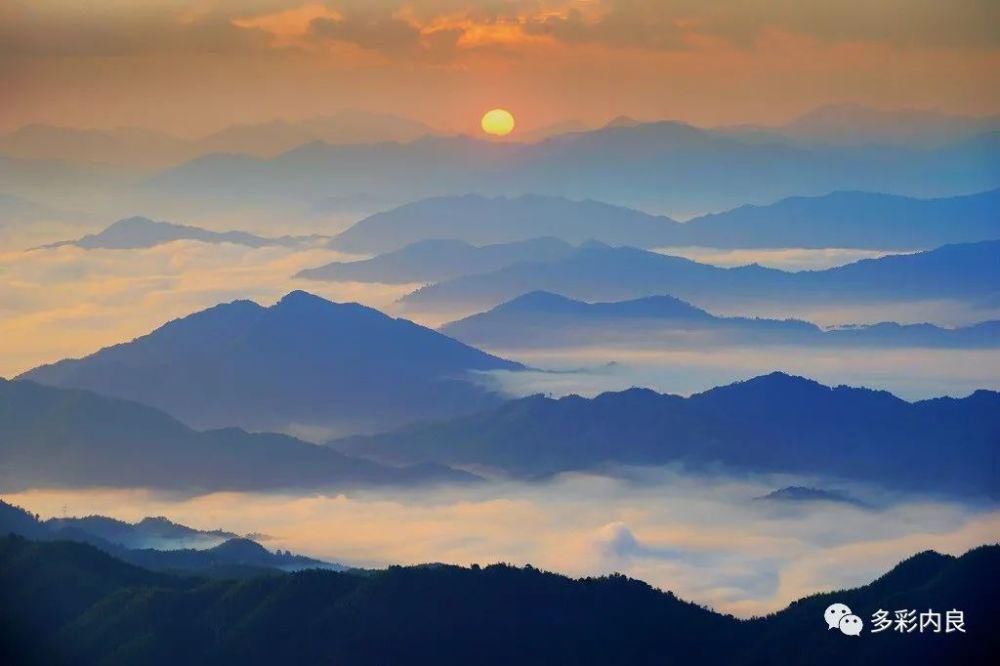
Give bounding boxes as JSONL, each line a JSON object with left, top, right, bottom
{"left": 749, "top": 104, "right": 1000, "bottom": 148}
{"left": 440, "top": 291, "right": 1000, "bottom": 349}
{"left": 20, "top": 291, "right": 522, "bottom": 435}
{"left": 146, "top": 122, "right": 999, "bottom": 216}
{"left": 329, "top": 195, "right": 681, "bottom": 254}
{"left": 0, "top": 379, "right": 476, "bottom": 492}
{"left": 402, "top": 240, "right": 1000, "bottom": 312}
{"left": 331, "top": 189, "right": 999, "bottom": 255}
{"left": 680, "top": 188, "right": 1000, "bottom": 249}
{"left": 45, "top": 515, "right": 237, "bottom": 550}
{"left": 0, "top": 124, "right": 192, "bottom": 168}
{"left": 0, "top": 501, "right": 342, "bottom": 577}
{"left": 298, "top": 237, "right": 576, "bottom": 283}
{"left": 0, "top": 113, "right": 439, "bottom": 168}
{"left": 754, "top": 486, "right": 871, "bottom": 509}
{"left": 197, "top": 110, "right": 438, "bottom": 157}
{"left": 39, "top": 216, "right": 325, "bottom": 250}
{"left": 331, "top": 373, "right": 1000, "bottom": 498}
{"left": 1, "top": 534, "right": 995, "bottom": 665}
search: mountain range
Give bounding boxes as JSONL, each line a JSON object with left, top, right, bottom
{"left": 0, "top": 378, "right": 474, "bottom": 492}
{"left": 328, "top": 189, "right": 1000, "bottom": 255}
{"left": 39, "top": 216, "right": 325, "bottom": 250}
{"left": 19, "top": 291, "right": 522, "bottom": 436}
{"left": 298, "top": 237, "right": 576, "bottom": 283}
{"left": 144, "top": 120, "right": 999, "bottom": 216}
{"left": 0, "top": 111, "right": 438, "bottom": 168}
{"left": 725, "top": 104, "right": 1000, "bottom": 148}
{"left": 0, "top": 500, "right": 343, "bottom": 576}
{"left": 330, "top": 372, "right": 1000, "bottom": 498}
{"left": 401, "top": 240, "right": 1000, "bottom": 313}
{"left": 440, "top": 291, "right": 1000, "bottom": 350}
{"left": 1, "top": 534, "right": 995, "bottom": 665}
{"left": 326, "top": 195, "right": 679, "bottom": 254}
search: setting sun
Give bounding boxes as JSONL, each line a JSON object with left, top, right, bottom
{"left": 481, "top": 108, "right": 515, "bottom": 136}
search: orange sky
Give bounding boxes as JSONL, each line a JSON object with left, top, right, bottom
{"left": 2, "top": 1, "right": 998, "bottom": 134}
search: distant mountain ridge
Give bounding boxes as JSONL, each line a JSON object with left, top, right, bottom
{"left": 19, "top": 291, "right": 522, "bottom": 435}
{"left": 329, "top": 189, "right": 999, "bottom": 257}
{"left": 678, "top": 188, "right": 1000, "bottom": 249}
{"left": 0, "top": 379, "right": 476, "bottom": 492}
{"left": 401, "top": 240, "right": 1000, "bottom": 312}
{"left": 440, "top": 291, "right": 1000, "bottom": 349}
{"left": 328, "top": 195, "right": 681, "bottom": 254}
{"left": 39, "top": 216, "right": 326, "bottom": 250}
{"left": 0, "top": 111, "right": 439, "bottom": 168}
{"left": 146, "top": 120, "right": 1000, "bottom": 216}
{"left": 330, "top": 372, "right": 1000, "bottom": 498}
{"left": 298, "top": 237, "right": 577, "bottom": 283}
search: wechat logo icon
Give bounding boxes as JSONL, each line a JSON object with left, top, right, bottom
{"left": 825, "top": 603, "right": 863, "bottom": 636}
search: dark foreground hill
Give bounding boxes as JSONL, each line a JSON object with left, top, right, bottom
{"left": 0, "top": 379, "right": 474, "bottom": 492}
{"left": 0, "top": 535, "right": 995, "bottom": 665}
{"left": 20, "top": 291, "right": 522, "bottom": 436}
{"left": 0, "top": 500, "right": 342, "bottom": 576}
{"left": 331, "top": 372, "right": 1000, "bottom": 498}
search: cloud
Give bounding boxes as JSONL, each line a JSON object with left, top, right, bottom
{"left": 6, "top": 467, "right": 997, "bottom": 616}
{"left": 0, "top": 240, "right": 419, "bottom": 377}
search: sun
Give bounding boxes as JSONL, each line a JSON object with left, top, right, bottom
{"left": 481, "top": 108, "right": 515, "bottom": 137}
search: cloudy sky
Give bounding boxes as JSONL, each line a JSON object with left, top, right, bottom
{"left": 3, "top": 0, "right": 998, "bottom": 134}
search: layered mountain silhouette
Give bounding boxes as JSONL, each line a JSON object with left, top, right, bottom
{"left": 331, "top": 189, "right": 999, "bottom": 255}
{"left": 298, "top": 237, "right": 576, "bottom": 283}
{"left": 727, "top": 104, "right": 1000, "bottom": 148}
{"left": 1, "top": 534, "right": 995, "bottom": 665}
{"left": 440, "top": 291, "right": 1000, "bottom": 349}
{"left": 146, "top": 121, "right": 999, "bottom": 216}
{"left": 20, "top": 291, "right": 522, "bottom": 435}
{"left": 328, "top": 195, "right": 680, "bottom": 254}
{"left": 0, "top": 379, "right": 475, "bottom": 492}
{"left": 401, "top": 240, "right": 1000, "bottom": 312}
{"left": 331, "top": 372, "right": 1000, "bottom": 498}
{"left": 0, "top": 500, "right": 343, "bottom": 576}
{"left": 39, "top": 216, "right": 325, "bottom": 250}
{"left": 678, "top": 188, "right": 1000, "bottom": 250}
{"left": 0, "top": 112, "right": 438, "bottom": 168}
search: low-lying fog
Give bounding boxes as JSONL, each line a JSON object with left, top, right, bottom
{"left": 7, "top": 470, "right": 998, "bottom": 617}
{"left": 476, "top": 346, "right": 1000, "bottom": 401}
{"left": 652, "top": 246, "right": 908, "bottom": 271}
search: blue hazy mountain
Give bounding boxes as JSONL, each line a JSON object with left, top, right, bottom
{"left": 329, "top": 189, "right": 998, "bottom": 255}
{"left": 440, "top": 291, "right": 1000, "bottom": 349}
{"left": 402, "top": 240, "right": 1000, "bottom": 312}
{"left": 0, "top": 500, "right": 343, "bottom": 575}
{"left": 679, "top": 188, "right": 1000, "bottom": 249}
{"left": 39, "top": 216, "right": 325, "bottom": 250}
{"left": 0, "top": 379, "right": 475, "bottom": 492}
{"left": 331, "top": 372, "right": 1000, "bottom": 498}
{"left": 19, "top": 291, "right": 522, "bottom": 435}
{"left": 298, "top": 237, "right": 577, "bottom": 283}
{"left": 328, "top": 195, "right": 680, "bottom": 254}
{"left": 1, "top": 534, "right": 995, "bottom": 665}
{"left": 726, "top": 104, "right": 1000, "bottom": 148}
{"left": 754, "top": 486, "right": 871, "bottom": 509}
{"left": 146, "top": 121, "right": 1000, "bottom": 216}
